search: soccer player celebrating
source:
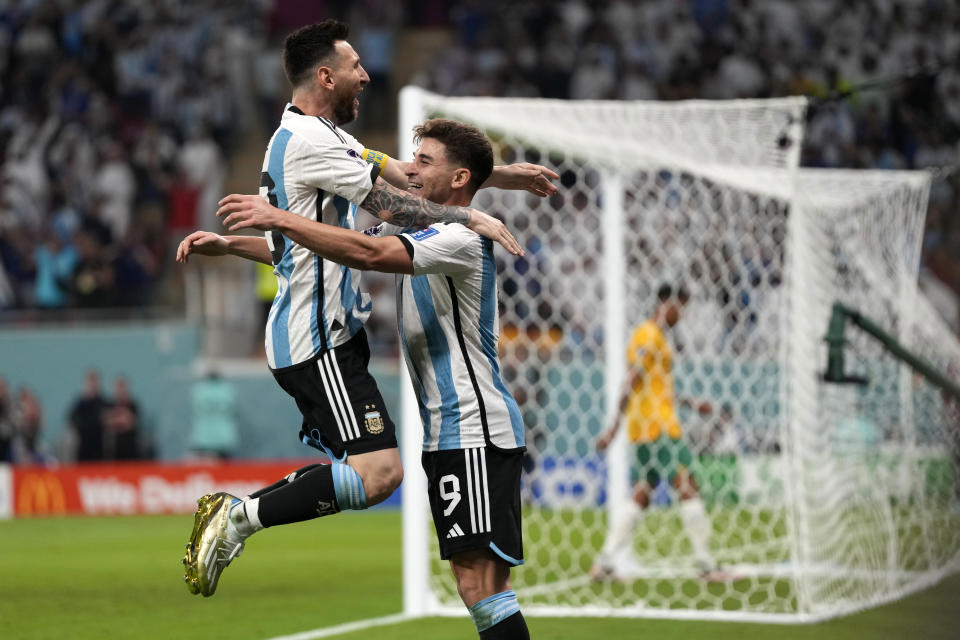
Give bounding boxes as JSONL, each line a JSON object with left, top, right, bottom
{"left": 201, "top": 118, "right": 533, "bottom": 639}
{"left": 591, "top": 284, "right": 719, "bottom": 581}
{"left": 176, "top": 19, "right": 555, "bottom": 604}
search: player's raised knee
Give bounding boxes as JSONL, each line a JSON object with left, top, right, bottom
{"left": 347, "top": 447, "right": 403, "bottom": 506}
{"left": 362, "top": 462, "right": 403, "bottom": 506}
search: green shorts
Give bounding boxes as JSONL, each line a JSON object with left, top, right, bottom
{"left": 635, "top": 435, "right": 693, "bottom": 488}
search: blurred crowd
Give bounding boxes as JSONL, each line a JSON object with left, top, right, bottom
{"left": 0, "top": 0, "right": 272, "bottom": 313}
{"left": 0, "top": 369, "right": 147, "bottom": 464}
{"left": 0, "top": 0, "right": 957, "bottom": 330}
{"left": 410, "top": 0, "right": 960, "bottom": 324}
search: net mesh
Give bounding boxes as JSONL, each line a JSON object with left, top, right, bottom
{"left": 794, "top": 170, "right": 960, "bottom": 616}
{"left": 400, "top": 90, "right": 960, "bottom": 620}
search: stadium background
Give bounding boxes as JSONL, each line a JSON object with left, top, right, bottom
{"left": 1, "top": 0, "right": 959, "bottom": 638}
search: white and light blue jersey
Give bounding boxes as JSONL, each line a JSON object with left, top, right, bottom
{"left": 371, "top": 222, "right": 525, "bottom": 452}
{"left": 259, "top": 105, "right": 379, "bottom": 370}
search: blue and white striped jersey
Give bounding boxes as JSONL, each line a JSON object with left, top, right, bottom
{"left": 371, "top": 222, "right": 525, "bottom": 452}
{"left": 260, "top": 105, "right": 379, "bottom": 370}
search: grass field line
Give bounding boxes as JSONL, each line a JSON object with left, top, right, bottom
{"left": 263, "top": 613, "right": 413, "bottom": 640}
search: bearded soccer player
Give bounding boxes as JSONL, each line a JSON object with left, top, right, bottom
{"left": 176, "top": 19, "right": 556, "bottom": 600}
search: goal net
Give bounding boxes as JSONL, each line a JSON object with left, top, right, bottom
{"left": 397, "top": 87, "right": 960, "bottom": 622}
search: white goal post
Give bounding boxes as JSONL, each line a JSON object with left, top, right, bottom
{"left": 397, "top": 87, "right": 960, "bottom": 623}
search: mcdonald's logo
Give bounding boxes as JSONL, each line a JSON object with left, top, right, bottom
{"left": 17, "top": 472, "right": 67, "bottom": 515}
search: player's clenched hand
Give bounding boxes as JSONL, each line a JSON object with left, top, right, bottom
{"left": 176, "top": 231, "right": 229, "bottom": 263}
{"left": 217, "top": 194, "right": 283, "bottom": 232}
{"left": 467, "top": 210, "right": 524, "bottom": 256}
{"left": 491, "top": 163, "right": 560, "bottom": 197}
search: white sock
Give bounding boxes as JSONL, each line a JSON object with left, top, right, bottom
{"left": 600, "top": 499, "right": 642, "bottom": 562}
{"left": 228, "top": 497, "right": 264, "bottom": 539}
{"left": 679, "top": 497, "right": 714, "bottom": 567}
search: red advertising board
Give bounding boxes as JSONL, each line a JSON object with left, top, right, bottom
{"left": 9, "top": 460, "right": 320, "bottom": 517}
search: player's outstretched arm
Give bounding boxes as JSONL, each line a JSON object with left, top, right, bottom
{"left": 176, "top": 230, "right": 272, "bottom": 265}
{"left": 359, "top": 178, "right": 523, "bottom": 256}
{"left": 216, "top": 194, "right": 413, "bottom": 274}
{"left": 482, "top": 163, "right": 560, "bottom": 197}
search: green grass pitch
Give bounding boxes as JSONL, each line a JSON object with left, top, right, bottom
{"left": 1, "top": 510, "right": 958, "bottom": 640}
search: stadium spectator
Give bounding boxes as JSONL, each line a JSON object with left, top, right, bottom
{"left": 188, "top": 369, "right": 240, "bottom": 460}
{"left": 66, "top": 369, "right": 108, "bottom": 462}
{"left": 92, "top": 141, "right": 137, "bottom": 241}
{"left": 104, "top": 375, "right": 143, "bottom": 461}
{"left": 111, "top": 226, "right": 160, "bottom": 308}
{"left": 10, "top": 386, "right": 51, "bottom": 465}
{"left": 0, "top": 376, "right": 14, "bottom": 462}
{"left": 176, "top": 124, "right": 226, "bottom": 233}
{"left": 68, "top": 226, "right": 115, "bottom": 309}
{"left": 32, "top": 228, "right": 78, "bottom": 309}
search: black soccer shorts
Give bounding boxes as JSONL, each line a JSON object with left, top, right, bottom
{"left": 271, "top": 329, "right": 397, "bottom": 460}
{"left": 422, "top": 445, "right": 525, "bottom": 565}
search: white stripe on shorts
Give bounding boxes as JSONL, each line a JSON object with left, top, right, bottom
{"left": 464, "top": 447, "right": 489, "bottom": 534}
{"left": 317, "top": 354, "right": 350, "bottom": 442}
{"left": 465, "top": 448, "right": 477, "bottom": 534}
{"left": 326, "top": 349, "right": 362, "bottom": 440}
{"left": 479, "top": 447, "right": 491, "bottom": 533}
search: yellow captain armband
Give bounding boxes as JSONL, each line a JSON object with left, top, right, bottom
{"left": 360, "top": 148, "right": 389, "bottom": 172}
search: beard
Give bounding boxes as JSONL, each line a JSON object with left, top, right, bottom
{"left": 332, "top": 88, "right": 358, "bottom": 125}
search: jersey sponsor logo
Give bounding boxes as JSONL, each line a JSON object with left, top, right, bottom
{"left": 410, "top": 227, "right": 439, "bottom": 241}
{"left": 362, "top": 224, "right": 383, "bottom": 237}
{"left": 446, "top": 523, "right": 466, "bottom": 539}
{"left": 364, "top": 405, "right": 384, "bottom": 435}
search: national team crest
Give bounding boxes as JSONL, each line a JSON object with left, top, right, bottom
{"left": 364, "top": 404, "right": 384, "bottom": 434}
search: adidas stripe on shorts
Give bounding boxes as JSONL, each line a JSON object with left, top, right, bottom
{"left": 421, "top": 445, "right": 525, "bottom": 565}
{"left": 270, "top": 329, "right": 397, "bottom": 460}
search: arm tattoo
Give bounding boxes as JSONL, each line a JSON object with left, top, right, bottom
{"left": 360, "top": 179, "right": 472, "bottom": 227}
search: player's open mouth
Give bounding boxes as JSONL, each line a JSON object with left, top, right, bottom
{"left": 407, "top": 182, "right": 423, "bottom": 192}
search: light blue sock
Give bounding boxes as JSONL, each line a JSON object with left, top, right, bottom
{"left": 331, "top": 462, "right": 367, "bottom": 510}
{"left": 468, "top": 590, "right": 520, "bottom": 633}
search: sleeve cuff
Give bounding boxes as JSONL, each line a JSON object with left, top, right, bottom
{"left": 397, "top": 234, "right": 414, "bottom": 260}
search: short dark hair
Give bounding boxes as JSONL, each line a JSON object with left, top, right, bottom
{"left": 657, "top": 283, "right": 690, "bottom": 303}
{"left": 282, "top": 20, "right": 350, "bottom": 88}
{"left": 412, "top": 118, "right": 494, "bottom": 195}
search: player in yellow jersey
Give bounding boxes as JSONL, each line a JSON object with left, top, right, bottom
{"left": 591, "top": 284, "right": 718, "bottom": 580}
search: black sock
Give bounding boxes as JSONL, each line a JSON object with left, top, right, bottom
{"left": 479, "top": 612, "right": 529, "bottom": 640}
{"left": 248, "top": 464, "right": 324, "bottom": 499}
{"left": 256, "top": 464, "right": 340, "bottom": 527}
